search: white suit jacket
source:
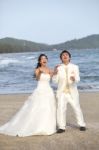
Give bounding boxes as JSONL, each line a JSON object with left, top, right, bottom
{"left": 52, "top": 63, "right": 80, "bottom": 101}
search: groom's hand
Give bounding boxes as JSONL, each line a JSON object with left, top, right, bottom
{"left": 70, "top": 71, "right": 75, "bottom": 81}
{"left": 70, "top": 76, "right": 75, "bottom": 81}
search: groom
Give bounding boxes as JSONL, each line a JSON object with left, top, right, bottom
{"left": 53, "top": 50, "right": 86, "bottom": 133}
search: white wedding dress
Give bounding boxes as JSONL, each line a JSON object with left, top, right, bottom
{"left": 0, "top": 73, "right": 56, "bottom": 137}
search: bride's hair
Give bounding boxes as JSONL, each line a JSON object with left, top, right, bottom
{"left": 36, "top": 54, "right": 48, "bottom": 69}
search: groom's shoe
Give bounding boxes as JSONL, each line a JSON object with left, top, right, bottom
{"left": 80, "top": 126, "right": 86, "bottom": 131}
{"left": 57, "top": 129, "right": 65, "bottom": 133}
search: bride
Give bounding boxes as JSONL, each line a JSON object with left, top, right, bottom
{"left": 0, "top": 54, "right": 56, "bottom": 137}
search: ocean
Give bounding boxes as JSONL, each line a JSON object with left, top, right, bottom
{"left": 0, "top": 49, "right": 99, "bottom": 94}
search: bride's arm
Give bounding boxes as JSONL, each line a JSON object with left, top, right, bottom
{"left": 35, "top": 68, "right": 41, "bottom": 80}
{"left": 51, "top": 65, "right": 60, "bottom": 83}
{"left": 49, "top": 69, "right": 54, "bottom": 77}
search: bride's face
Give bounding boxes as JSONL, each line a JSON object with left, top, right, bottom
{"left": 40, "top": 56, "right": 48, "bottom": 66}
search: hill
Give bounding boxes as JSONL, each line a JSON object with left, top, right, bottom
{"left": 51, "top": 34, "right": 99, "bottom": 50}
{"left": 0, "top": 34, "right": 99, "bottom": 53}
{"left": 0, "top": 37, "right": 49, "bottom": 53}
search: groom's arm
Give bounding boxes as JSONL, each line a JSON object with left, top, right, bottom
{"left": 70, "top": 65, "right": 80, "bottom": 84}
{"left": 73, "top": 65, "right": 80, "bottom": 83}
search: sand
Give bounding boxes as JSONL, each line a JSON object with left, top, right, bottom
{"left": 0, "top": 92, "right": 99, "bottom": 150}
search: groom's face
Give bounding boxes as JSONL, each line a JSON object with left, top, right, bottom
{"left": 61, "top": 52, "right": 70, "bottom": 63}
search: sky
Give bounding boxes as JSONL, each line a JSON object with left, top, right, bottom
{"left": 0, "top": 0, "right": 99, "bottom": 44}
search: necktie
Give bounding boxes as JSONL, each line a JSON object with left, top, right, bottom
{"left": 63, "top": 66, "right": 70, "bottom": 93}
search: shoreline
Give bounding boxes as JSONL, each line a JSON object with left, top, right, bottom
{"left": 0, "top": 90, "right": 99, "bottom": 95}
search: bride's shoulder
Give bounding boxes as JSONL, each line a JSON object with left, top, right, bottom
{"left": 35, "top": 67, "right": 43, "bottom": 73}
{"left": 35, "top": 68, "right": 40, "bottom": 74}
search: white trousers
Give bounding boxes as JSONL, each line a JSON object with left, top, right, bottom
{"left": 57, "top": 93, "right": 86, "bottom": 129}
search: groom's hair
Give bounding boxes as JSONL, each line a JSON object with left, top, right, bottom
{"left": 60, "top": 50, "right": 71, "bottom": 59}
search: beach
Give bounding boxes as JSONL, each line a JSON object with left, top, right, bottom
{"left": 0, "top": 92, "right": 99, "bottom": 150}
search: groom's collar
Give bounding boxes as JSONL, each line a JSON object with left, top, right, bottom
{"left": 61, "top": 63, "right": 71, "bottom": 67}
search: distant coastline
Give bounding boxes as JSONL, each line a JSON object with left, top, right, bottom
{"left": 0, "top": 34, "right": 99, "bottom": 53}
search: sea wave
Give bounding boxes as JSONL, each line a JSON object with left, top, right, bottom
{"left": 0, "top": 59, "right": 20, "bottom": 67}
{"left": 78, "top": 84, "right": 99, "bottom": 91}
{"left": 25, "top": 56, "right": 37, "bottom": 60}
{"left": 81, "top": 75, "right": 99, "bottom": 80}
